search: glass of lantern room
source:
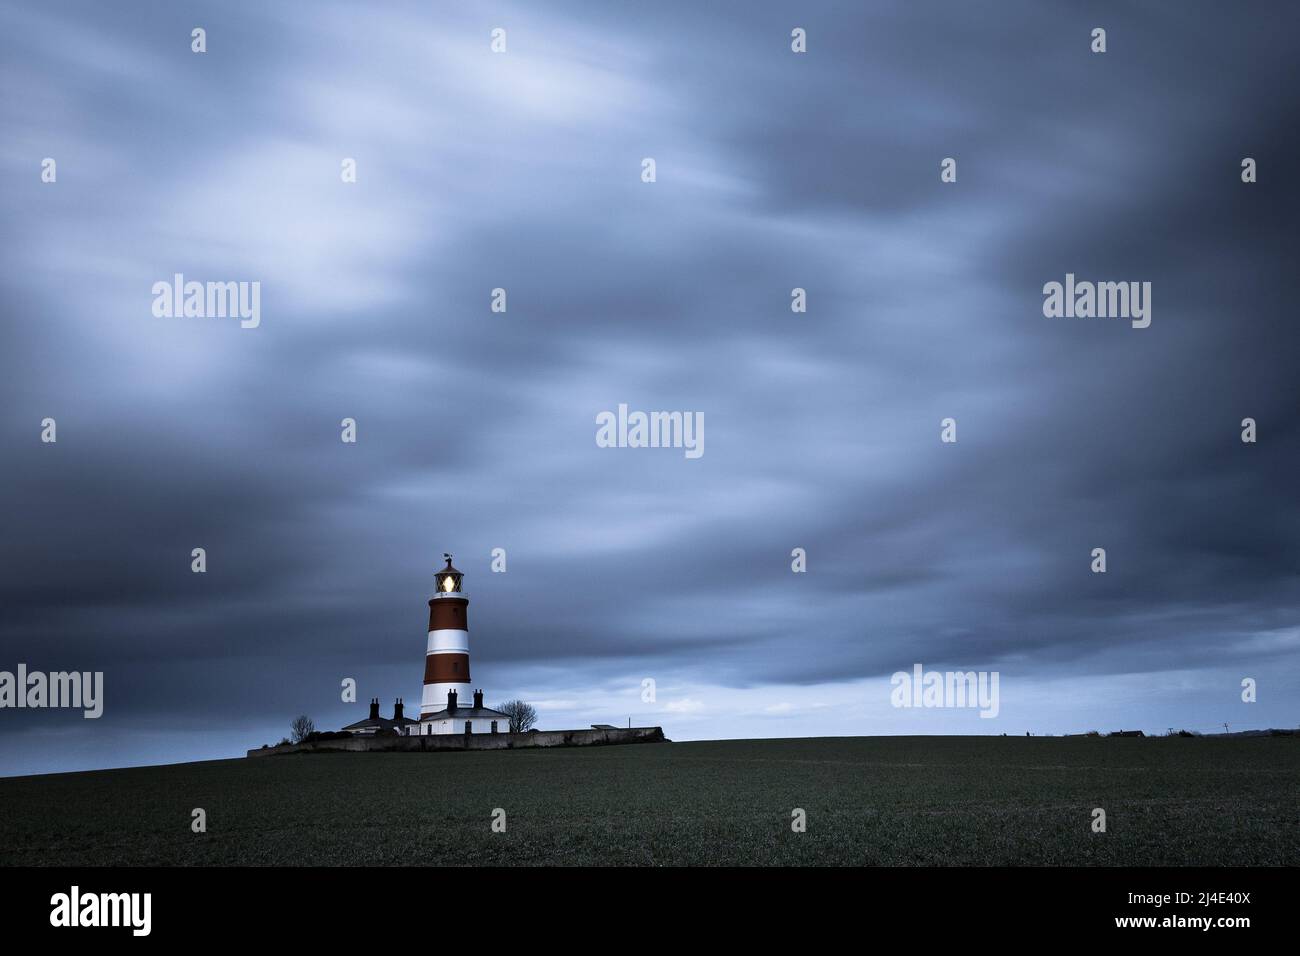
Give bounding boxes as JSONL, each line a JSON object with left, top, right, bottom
{"left": 437, "top": 555, "right": 463, "bottom": 594}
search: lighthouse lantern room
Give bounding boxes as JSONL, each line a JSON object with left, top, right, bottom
{"left": 436, "top": 558, "right": 463, "bottom": 595}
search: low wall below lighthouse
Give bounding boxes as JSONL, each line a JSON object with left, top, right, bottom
{"left": 249, "top": 726, "right": 667, "bottom": 758}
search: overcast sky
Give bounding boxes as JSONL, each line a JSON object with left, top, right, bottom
{"left": 2, "top": 1, "right": 1297, "bottom": 776}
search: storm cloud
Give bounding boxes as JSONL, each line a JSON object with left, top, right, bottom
{"left": 2, "top": 1, "right": 1297, "bottom": 775}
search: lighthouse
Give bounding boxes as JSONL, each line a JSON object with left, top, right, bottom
{"left": 421, "top": 554, "right": 472, "bottom": 718}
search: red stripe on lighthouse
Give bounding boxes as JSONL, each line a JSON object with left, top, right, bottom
{"left": 424, "top": 653, "right": 470, "bottom": 684}
{"left": 428, "top": 597, "right": 468, "bottom": 631}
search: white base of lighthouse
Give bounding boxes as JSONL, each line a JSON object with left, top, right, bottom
{"left": 422, "top": 680, "right": 471, "bottom": 715}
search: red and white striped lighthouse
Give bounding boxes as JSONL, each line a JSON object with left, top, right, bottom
{"left": 421, "top": 554, "right": 472, "bottom": 718}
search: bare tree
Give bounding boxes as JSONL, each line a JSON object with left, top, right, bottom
{"left": 290, "top": 714, "right": 315, "bottom": 743}
{"left": 494, "top": 700, "right": 537, "bottom": 734}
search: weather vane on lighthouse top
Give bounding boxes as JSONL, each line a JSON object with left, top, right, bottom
{"left": 435, "top": 553, "right": 463, "bottom": 596}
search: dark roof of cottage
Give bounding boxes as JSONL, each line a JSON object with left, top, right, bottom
{"left": 420, "top": 706, "right": 510, "bottom": 721}
{"left": 341, "top": 715, "right": 420, "bottom": 731}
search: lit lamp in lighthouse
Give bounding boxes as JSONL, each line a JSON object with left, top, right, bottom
{"left": 438, "top": 554, "right": 462, "bottom": 594}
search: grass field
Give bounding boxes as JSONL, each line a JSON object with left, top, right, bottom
{"left": 0, "top": 736, "right": 1295, "bottom": 866}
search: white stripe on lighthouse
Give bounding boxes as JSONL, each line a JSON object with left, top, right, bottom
{"left": 422, "top": 680, "right": 471, "bottom": 713}
{"left": 426, "top": 628, "right": 469, "bottom": 655}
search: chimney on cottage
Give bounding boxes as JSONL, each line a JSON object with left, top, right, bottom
{"left": 473, "top": 689, "right": 483, "bottom": 709}
{"left": 368, "top": 697, "right": 379, "bottom": 721}
{"left": 393, "top": 698, "right": 404, "bottom": 721}
{"left": 447, "top": 689, "right": 458, "bottom": 712}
